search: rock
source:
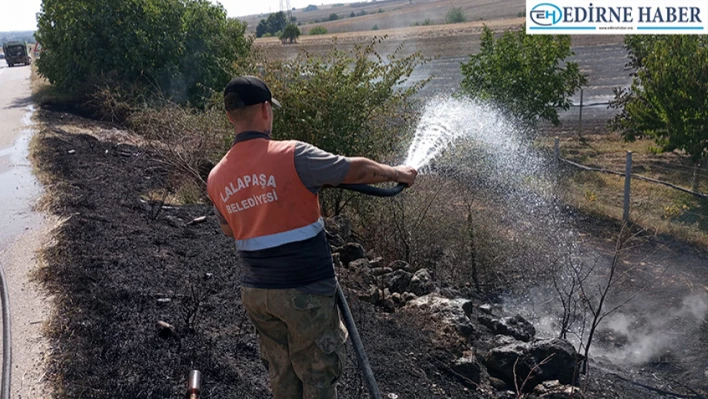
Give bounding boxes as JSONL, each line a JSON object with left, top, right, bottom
{"left": 462, "top": 300, "right": 475, "bottom": 317}
{"left": 402, "top": 292, "right": 417, "bottom": 302}
{"left": 326, "top": 231, "right": 345, "bottom": 247}
{"left": 479, "top": 304, "right": 493, "bottom": 314}
{"left": 391, "top": 293, "right": 403, "bottom": 305}
{"left": 383, "top": 298, "right": 396, "bottom": 313}
{"left": 533, "top": 380, "right": 584, "bottom": 398}
{"left": 156, "top": 320, "right": 178, "bottom": 339}
{"left": 409, "top": 268, "right": 435, "bottom": 296}
{"left": 456, "top": 321, "right": 476, "bottom": 337}
{"left": 405, "top": 294, "right": 472, "bottom": 339}
{"left": 348, "top": 258, "right": 370, "bottom": 270}
{"left": 325, "top": 215, "right": 351, "bottom": 241}
{"left": 339, "top": 243, "right": 366, "bottom": 265}
{"left": 359, "top": 286, "right": 382, "bottom": 304}
{"left": 370, "top": 267, "right": 393, "bottom": 276}
{"left": 492, "top": 335, "right": 521, "bottom": 348}
{"left": 451, "top": 356, "right": 482, "bottom": 385}
{"left": 478, "top": 314, "right": 536, "bottom": 342}
{"left": 382, "top": 270, "right": 413, "bottom": 294}
{"left": 486, "top": 338, "right": 580, "bottom": 391}
{"left": 389, "top": 260, "right": 412, "bottom": 272}
{"left": 369, "top": 257, "right": 383, "bottom": 268}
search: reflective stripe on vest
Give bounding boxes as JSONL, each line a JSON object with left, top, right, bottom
{"left": 207, "top": 136, "right": 322, "bottom": 251}
{"left": 235, "top": 217, "right": 324, "bottom": 251}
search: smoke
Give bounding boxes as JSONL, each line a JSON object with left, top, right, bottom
{"left": 601, "top": 294, "right": 708, "bottom": 365}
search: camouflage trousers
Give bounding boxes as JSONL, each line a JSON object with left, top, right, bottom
{"left": 241, "top": 287, "right": 348, "bottom": 399}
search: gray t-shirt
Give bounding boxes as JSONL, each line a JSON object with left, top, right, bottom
{"left": 214, "top": 140, "right": 350, "bottom": 295}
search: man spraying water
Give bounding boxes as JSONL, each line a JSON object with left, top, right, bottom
{"left": 206, "top": 76, "right": 417, "bottom": 398}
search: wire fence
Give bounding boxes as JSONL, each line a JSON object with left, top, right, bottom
{"left": 553, "top": 138, "right": 708, "bottom": 239}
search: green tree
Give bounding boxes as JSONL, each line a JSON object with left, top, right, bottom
{"left": 329, "top": 13, "right": 339, "bottom": 21}
{"left": 280, "top": 23, "right": 301, "bottom": 44}
{"left": 35, "top": 0, "right": 251, "bottom": 106}
{"left": 265, "top": 11, "right": 288, "bottom": 35}
{"left": 309, "top": 26, "right": 328, "bottom": 35}
{"left": 239, "top": 38, "right": 429, "bottom": 214}
{"left": 445, "top": 7, "right": 467, "bottom": 24}
{"left": 256, "top": 19, "right": 268, "bottom": 37}
{"left": 609, "top": 35, "right": 708, "bottom": 190}
{"left": 460, "top": 25, "right": 586, "bottom": 127}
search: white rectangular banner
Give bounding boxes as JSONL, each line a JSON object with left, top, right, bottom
{"left": 526, "top": 0, "right": 708, "bottom": 34}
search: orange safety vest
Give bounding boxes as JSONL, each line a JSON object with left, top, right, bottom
{"left": 207, "top": 136, "right": 323, "bottom": 251}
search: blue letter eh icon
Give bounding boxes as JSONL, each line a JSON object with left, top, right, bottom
{"left": 530, "top": 3, "right": 563, "bottom": 26}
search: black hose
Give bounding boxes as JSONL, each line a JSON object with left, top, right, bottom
{"left": 335, "top": 284, "right": 382, "bottom": 399}
{"left": 0, "top": 264, "right": 11, "bottom": 399}
{"left": 329, "top": 183, "right": 406, "bottom": 399}
{"left": 334, "top": 183, "right": 407, "bottom": 197}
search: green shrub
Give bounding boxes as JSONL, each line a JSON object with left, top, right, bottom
{"left": 35, "top": 0, "right": 251, "bottom": 107}
{"left": 445, "top": 7, "right": 467, "bottom": 23}
{"left": 372, "top": 24, "right": 379, "bottom": 30}
{"left": 379, "top": 8, "right": 385, "bottom": 13}
{"left": 329, "top": 13, "right": 339, "bottom": 20}
{"left": 422, "top": 18, "right": 433, "bottom": 25}
{"left": 350, "top": 11, "right": 356, "bottom": 18}
{"left": 238, "top": 37, "right": 429, "bottom": 214}
{"left": 309, "top": 26, "right": 328, "bottom": 35}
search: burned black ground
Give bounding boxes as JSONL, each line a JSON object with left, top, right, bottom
{"left": 30, "top": 107, "right": 708, "bottom": 399}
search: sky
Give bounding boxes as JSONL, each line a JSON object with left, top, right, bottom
{"left": 0, "top": 0, "right": 361, "bottom": 32}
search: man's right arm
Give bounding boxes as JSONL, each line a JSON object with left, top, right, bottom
{"left": 342, "top": 157, "right": 417, "bottom": 187}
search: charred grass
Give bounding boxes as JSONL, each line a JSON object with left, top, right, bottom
{"left": 29, "top": 107, "right": 482, "bottom": 398}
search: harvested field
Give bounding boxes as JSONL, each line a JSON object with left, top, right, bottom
{"left": 240, "top": 0, "right": 525, "bottom": 35}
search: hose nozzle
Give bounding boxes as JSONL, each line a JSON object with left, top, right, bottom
{"left": 187, "top": 370, "right": 201, "bottom": 399}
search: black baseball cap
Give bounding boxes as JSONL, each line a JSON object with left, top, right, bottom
{"left": 223, "top": 76, "right": 281, "bottom": 111}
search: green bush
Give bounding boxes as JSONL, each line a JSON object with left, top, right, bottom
{"left": 445, "top": 7, "right": 467, "bottom": 24}
{"left": 309, "top": 26, "right": 328, "bottom": 35}
{"left": 350, "top": 11, "right": 356, "bottom": 17}
{"left": 239, "top": 37, "right": 430, "bottom": 214}
{"left": 329, "top": 13, "right": 339, "bottom": 21}
{"left": 422, "top": 18, "right": 433, "bottom": 25}
{"left": 379, "top": 8, "right": 385, "bottom": 13}
{"left": 372, "top": 25, "right": 379, "bottom": 30}
{"left": 35, "top": 0, "right": 251, "bottom": 107}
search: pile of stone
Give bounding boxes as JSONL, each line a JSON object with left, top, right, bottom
{"left": 325, "top": 216, "right": 583, "bottom": 398}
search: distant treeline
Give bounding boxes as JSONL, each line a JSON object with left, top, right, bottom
{"left": 1, "top": 31, "right": 37, "bottom": 45}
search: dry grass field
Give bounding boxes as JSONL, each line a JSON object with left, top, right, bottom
{"left": 240, "top": 0, "right": 526, "bottom": 35}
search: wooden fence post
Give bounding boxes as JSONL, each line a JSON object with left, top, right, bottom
{"left": 623, "top": 151, "right": 632, "bottom": 223}
{"left": 578, "top": 88, "right": 584, "bottom": 138}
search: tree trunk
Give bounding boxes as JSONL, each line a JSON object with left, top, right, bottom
{"left": 693, "top": 160, "right": 702, "bottom": 192}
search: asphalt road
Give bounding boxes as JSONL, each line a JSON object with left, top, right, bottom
{"left": 0, "top": 62, "right": 50, "bottom": 398}
{"left": 405, "top": 42, "right": 632, "bottom": 126}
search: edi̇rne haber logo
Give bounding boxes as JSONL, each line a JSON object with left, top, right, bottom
{"left": 526, "top": 0, "right": 707, "bottom": 34}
